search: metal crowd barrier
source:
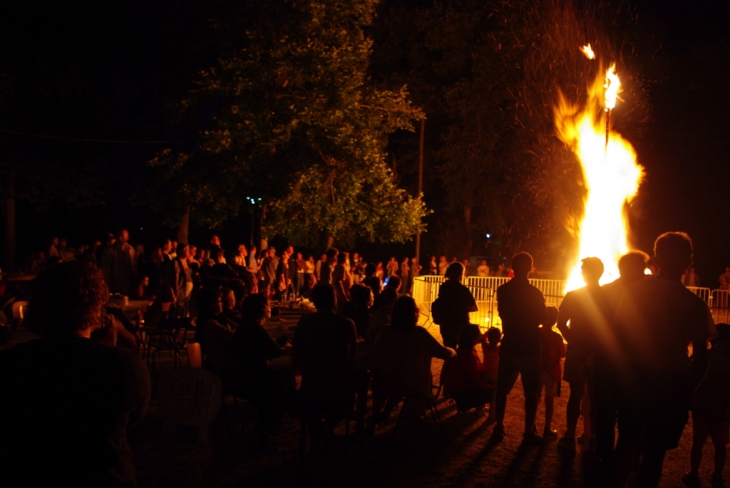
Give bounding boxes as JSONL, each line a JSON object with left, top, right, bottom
{"left": 412, "top": 276, "right": 723, "bottom": 331}
{"left": 711, "top": 289, "right": 730, "bottom": 324}
{"left": 412, "top": 275, "right": 568, "bottom": 331}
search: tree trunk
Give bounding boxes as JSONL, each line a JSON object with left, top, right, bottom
{"left": 177, "top": 207, "right": 190, "bottom": 245}
{"left": 3, "top": 172, "right": 16, "bottom": 272}
{"left": 464, "top": 204, "right": 472, "bottom": 258}
{"left": 259, "top": 205, "right": 268, "bottom": 251}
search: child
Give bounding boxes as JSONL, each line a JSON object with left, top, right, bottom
{"left": 540, "top": 306, "right": 566, "bottom": 438}
{"left": 481, "top": 327, "right": 502, "bottom": 421}
{"left": 683, "top": 323, "right": 730, "bottom": 488}
{"left": 444, "top": 324, "right": 493, "bottom": 414}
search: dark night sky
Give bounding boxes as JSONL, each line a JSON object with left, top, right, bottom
{"left": 1, "top": 0, "right": 730, "bottom": 283}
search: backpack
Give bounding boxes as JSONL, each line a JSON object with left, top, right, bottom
{"left": 431, "top": 296, "right": 449, "bottom": 325}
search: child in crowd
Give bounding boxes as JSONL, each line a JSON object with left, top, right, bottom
{"left": 683, "top": 323, "right": 730, "bottom": 488}
{"left": 444, "top": 324, "right": 493, "bottom": 414}
{"left": 481, "top": 327, "right": 501, "bottom": 421}
{"left": 540, "top": 306, "right": 565, "bottom": 438}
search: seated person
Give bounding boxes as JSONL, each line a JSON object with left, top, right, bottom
{"left": 293, "top": 284, "right": 358, "bottom": 435}
{"left": 343, "top": 283, "right": 373, "bottom": 338}
{"left": 368, "top": 296, "right": 455, "bottom": 428}
{"left": 220, "top": 287, "right": 243, "bottom": 328}
{"left": 0, "top": 261, "right": 151, "bottom": 486}
{"left": 195, "top": 287, "right": 239, "bottom": 374}
{"left": 228, "top": 293, "right": 293, "bottom": 447}
{"left": 444, "top": 324, "right": 493, "bottom": 413}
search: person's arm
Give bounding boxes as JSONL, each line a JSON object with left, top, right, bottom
{"left": 466, "top": 287, "right": 478, "bottom": 312}
{"left": 556, "top": 295, "right": 572, "bottom": 342}
{"left": 422, "top": 328, "right": 456, "bottom": 359}
{"left": 557, "top": 334, "right": 566, "bottom": 358}
{"left": 689, "top": 305, "right": 712, "bottom": 392}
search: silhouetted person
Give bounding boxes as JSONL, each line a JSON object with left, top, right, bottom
{"left": 541, "top": 306, "right": 565, "bottom": 438}
{"left": 319, "top": 248, "right": 338, "bottom": 285}
{"left": 493, "top": 252, "right": 546, "bottom": 444}
{"left": 293, "top": 284, "right": 357, "bottom": 442}
{"left": 343, "top": 283, "right": 373, "bottom": 338}
{"left": 594, "top": 251, "right": 649, "bottom": 462}
{"left": 228, "top": 293, "right": 291, "bottom": 448}
{"left": 443, "top": 323, "right": 492, "bottom": 413}
{"left": 436, "top": 262, "right": 478, "bottom": 348}
{"left": 362, "top": 262, "right": 382, "bottom": 304}
{"left": 612, "top": 232, "right": 712, "bottom": 488}
{"left": 557, "top": 257, "right": 607, "bottom": 452}
{"left": 0, "top": 261, "right": 151, "bottom": 486}
{"left": 683, "top": 323, "right": 730, "bottom": 487}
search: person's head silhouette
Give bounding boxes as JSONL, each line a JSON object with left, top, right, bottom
{"left": 511, "top": 252, "right": 533, "bottom": 278}
{"left": 653, "top": 232, "right": 693, "bottom": 280}
{"left": 581, "top": 257, "right": 604, "bottom": 285}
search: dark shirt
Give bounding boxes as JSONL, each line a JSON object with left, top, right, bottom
{"left": 320, "top": 262, "right": 334, "bottom": 285}
{"left": 343, "top": 301, "right": 372, "bottom": 338}
{"left": 229, "top": 319, "right": 282, "bottom": 372}
{"left": 261, "top": 256, "right": 278, "bottom": 283}
{"left": 0, "top": 336, "right": 150, "bottom": 487}
{"left": 292, "top": 311, "right": 357, "bottom": 395}
{"left": 437, "top": 280, "right": 477, "bottom": 327}
{"left": 497, "top": 277, "right": 546, "bottom": 355}
{"left": 557, "top": 285, "right": 609, "bottom": 358}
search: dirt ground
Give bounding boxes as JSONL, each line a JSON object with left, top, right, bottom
{"left": 131, "top": 324, "right": 728, "bottom": 488}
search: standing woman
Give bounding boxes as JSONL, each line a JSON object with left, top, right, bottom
{"left": 400, "top": 257, "right": 411, "bottom": 295}
{"left": 436, "top": 262, "right": 478, "bottom": 348}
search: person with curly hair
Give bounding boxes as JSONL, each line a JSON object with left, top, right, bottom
{"left": 0, "top": 260, "right": 151, "bottom": 487}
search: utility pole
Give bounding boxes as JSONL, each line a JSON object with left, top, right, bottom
{"left": 415, "top": 118, "right": 425, "bottom": 266}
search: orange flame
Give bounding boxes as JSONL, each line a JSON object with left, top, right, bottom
{"left": 555, "top": 61, "right": 644, "bottom": 292}
{"left": 580, "top": 44, "right": 596, "bottom": 60}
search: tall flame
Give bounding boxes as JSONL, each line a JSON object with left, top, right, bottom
{"left": 555, "top": 60, "right": 644, "bottom": 292}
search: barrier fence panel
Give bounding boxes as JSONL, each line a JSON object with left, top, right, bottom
{"left": 711, "top": 289, "right": 730, "bottom": 324}
{"left": 414, "top": 277, "right": 717, "bottom": 332}
{"left": 412, "top": 276, "right": 444, "bottom": 327}
{"left": 687, "top": 286, "right": 712, "bottom": 305}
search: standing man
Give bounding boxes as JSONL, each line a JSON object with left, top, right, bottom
{"left": 612, "top": 233, "right": 712, "bottom": 488}
{"left": 493, "top": 252, "right": 546, "bottom": 444}
{"left": 260, "top": 247, "right": 278, "bottom": 298}
{"left": 556, "top": 257, "right": 607, "bottom": 451}
{"left": 593, "top": 251, "right": 648, "bottom": 463}
{"left": 110, "top": 229, "right": 137, "bottom": 296}
{"left": 320, "top": 248, "right": 338, "bottom": 285}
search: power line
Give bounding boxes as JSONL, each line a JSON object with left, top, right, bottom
{"left": 0, "top": 129, "right": 180, "bottom": 144}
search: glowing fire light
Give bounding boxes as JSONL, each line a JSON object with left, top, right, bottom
{"left": 580, "top": 44, "right": 596, "bottom": 60}
{"left": 555, "top": 54, "right": 644, "bottom": 292}
{"left": 604, "top": 64, "right": 620, "bottom": 110}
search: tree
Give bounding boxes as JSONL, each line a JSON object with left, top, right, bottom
{"left": 148, "top": 0, "right": 428, "bottom": 247}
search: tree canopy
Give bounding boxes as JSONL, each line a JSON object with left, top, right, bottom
{"left": 148, "top": 0, "right": 428, "bottom": 248}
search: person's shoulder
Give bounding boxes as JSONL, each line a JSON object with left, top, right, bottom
{"left": 412, "top": 326, "right": 436, "bottom": 341}
{"left": 334, "top": 313, "right": 356, "bottom": 328}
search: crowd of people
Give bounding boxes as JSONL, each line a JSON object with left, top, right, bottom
{"left": 0, "top": 230, "right": 728, "bottom": 488}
